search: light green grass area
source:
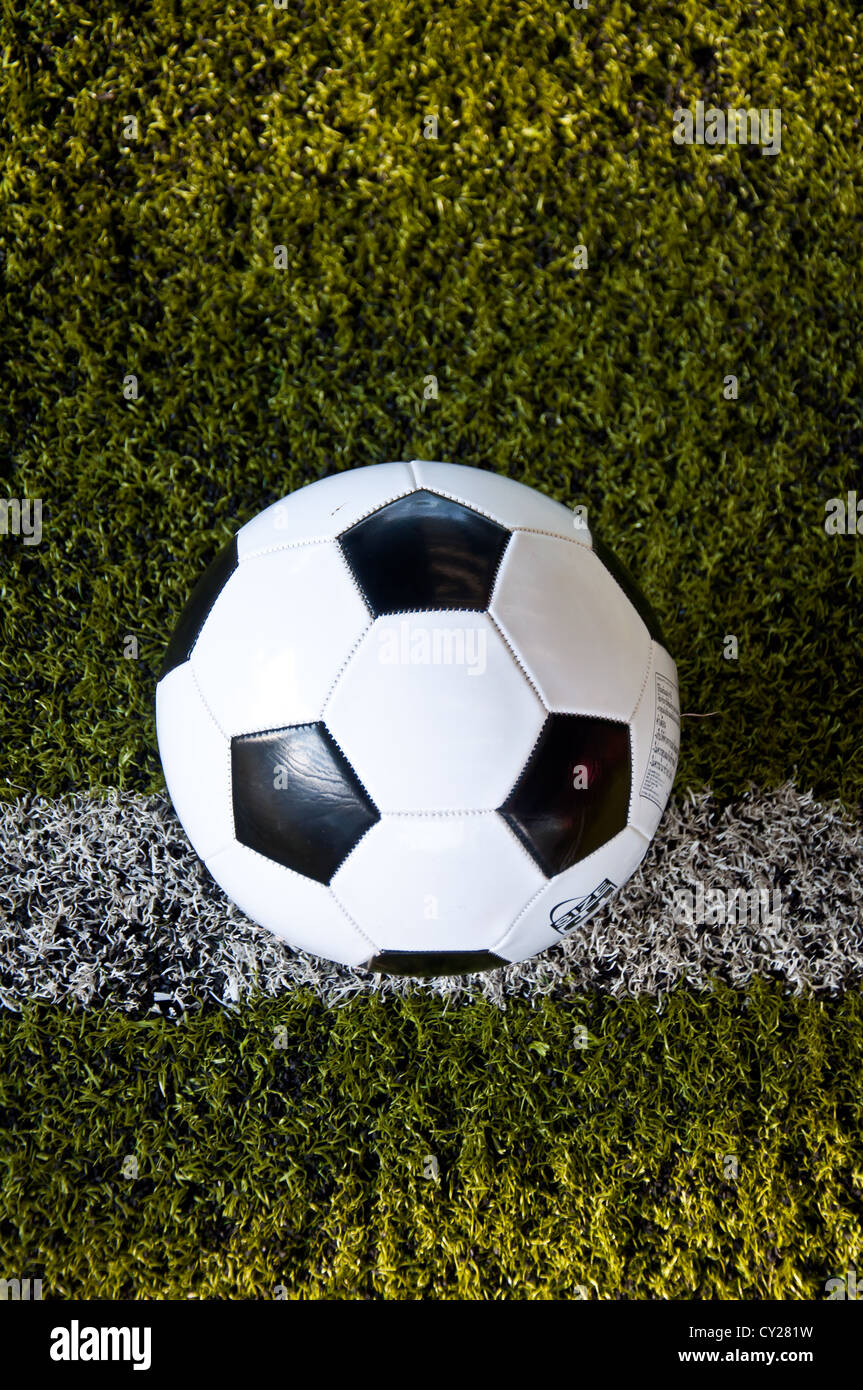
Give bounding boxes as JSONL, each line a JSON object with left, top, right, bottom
{"left": 1, "top": 986, "right": 861, "bottom": 1299}
{"left": 1, "top": 0, "right": 862, "bottom": 1300}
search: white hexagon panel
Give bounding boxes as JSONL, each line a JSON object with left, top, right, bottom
{"left": 331, "top": 813, "right": 545, "bottom": 959}
{"left": 490, "top": 530, "right": 651, "bottom": 722}
{"left": 492, "top": 824, "right": 651, "bottom": 965}
{"left": 156, "top": 462, "right": 679, "bottom": 978}
{"left": 237, "top": 461, "right": 416, "bottom": 559}
{"left": 324, "top": 612, "right": 545, "bottom": 812}
{"left": 205, "top": 839, "right": 375, "bottom": 968}
{"left": 190, "top": 541, "right": 370, "bottom": 737}
{"left": 155, "top": 662, "right": 233, "bottom": 862}
{"left": 629, "top": 641, "right": 682, "bottom": 840}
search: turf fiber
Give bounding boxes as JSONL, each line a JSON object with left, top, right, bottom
{"left": 1, "top": 0, "right": 862, "bottom": 1298}
{"left": 3, "top": 986, "right": 862, "bottom": 1299}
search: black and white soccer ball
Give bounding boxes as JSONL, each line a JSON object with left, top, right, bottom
{"left": 156, "top": 462, "right": 680, "bottom": 977}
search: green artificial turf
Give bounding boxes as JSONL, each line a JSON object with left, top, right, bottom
{"left": 2, "top": 985, "right": 861, "bottom": 1299}
{"left": 2, "top": 0, "right": 862, "bottom": 1301}
{"left": 1, "top": 0, "right": 862, "bottom": 806}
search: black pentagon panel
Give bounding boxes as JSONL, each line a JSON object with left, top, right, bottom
{"left": 232, "top": 722, "right": 379, "bottom": 884}
{"left": 592, "top": 534, "right": 668, "bottom": 648}
{"left": 364, "top": 950, "right": 508, "bottom": 978}
{"left": 499, "top": 715, "right": 631, "bottom": 877}
{"left": 339, "top": 489, "right": 511, "bottom": 615}
{"left": 160, "top": 535, "right": 239, "bottom": 680}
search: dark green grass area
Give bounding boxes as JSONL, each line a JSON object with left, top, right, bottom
{"left": 1, "top": 985, "right": 861, "bottom": 1299}
{"left": 1, "top": 0, "right": 862, "bottom": 806}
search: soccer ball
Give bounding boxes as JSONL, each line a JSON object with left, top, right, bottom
{"left": 156, "top": 462, "right": 680, "bottom": 977}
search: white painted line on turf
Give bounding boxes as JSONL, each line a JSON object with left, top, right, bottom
{"left": 0, "top": 784, "right": 860, "bottom": 1011}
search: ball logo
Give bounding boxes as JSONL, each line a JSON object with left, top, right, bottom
{"left": 549, "top": 879, "right": 616, "bottom": 936}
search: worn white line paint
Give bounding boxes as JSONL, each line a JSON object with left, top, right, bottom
{"left": 1, "top": 784, "right": 860, "bottom": 1012}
